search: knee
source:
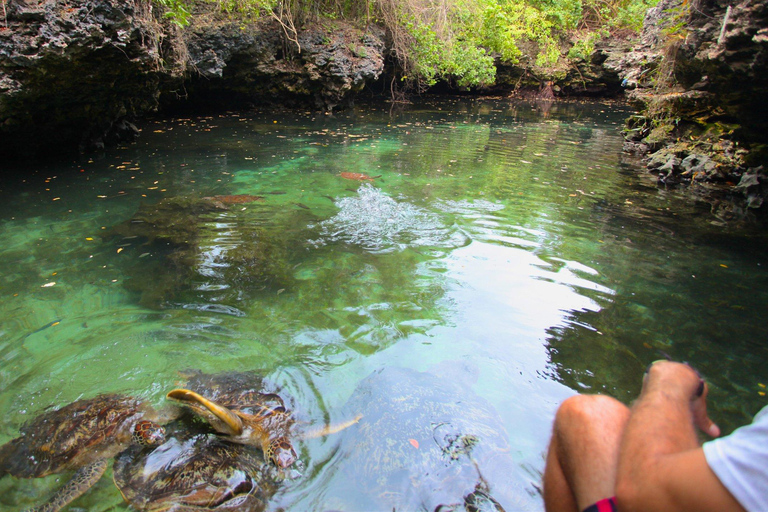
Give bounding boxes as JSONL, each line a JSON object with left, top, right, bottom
{"left": 554, "top": 394, "right": 629, "bottom": 432}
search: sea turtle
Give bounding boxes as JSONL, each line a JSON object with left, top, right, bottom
{"left": 113, "top": 421, "right": 278, "bottom": 512}
{"left": 0, "top": 394, "right": 172, "bottom": 512}
{"left": 166, "top": 370, "right": 297, "bottom": 470}
{"left": 166, "top": 370, "right": 360, "bottom": 470}
{"left": 327, "top": 366, "right": 536, "bottom": 512}
{"left": 339, "top": 172, "right": 381, "bottom": 181}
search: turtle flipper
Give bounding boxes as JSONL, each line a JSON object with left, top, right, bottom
{"left": 24, "top": 458, "right": 107, "bottom": 512}
{"left": 167, "top": 389, "right": 244, "bottom": 436}
{"left": 300, "top": 413, "right": 363, "bottom": 440}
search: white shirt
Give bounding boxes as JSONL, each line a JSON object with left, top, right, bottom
{"left": 703, "top": 405, "right": 768, "bottom": 512}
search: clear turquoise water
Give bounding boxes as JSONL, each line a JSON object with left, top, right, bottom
{"left": 0, "top": 97, "right": 766, "bottom": 511}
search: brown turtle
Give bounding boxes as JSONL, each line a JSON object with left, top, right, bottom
{"left": 167, "top": 371, "right": 360, "bottom": 470}
{"left": 113, "top": 421, "right": 278, "bottom": 512}
{"left": 0, "top": 394, "right": 172, "bottom": 512}
{"left": 339, "top": 172, "right": 381, "bottom": 181}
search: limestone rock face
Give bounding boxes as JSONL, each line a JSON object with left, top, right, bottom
{"left": 614, "top": 0, "right": 768, "bottom": 220}
{"left": 0, "top": 0, "right": 163, "bottom": 156}
{"left": 0, "top": 0, "right": 386, "bottom": 157}
{"left": 179, "top": 18, "right": 385, "bottom": 111}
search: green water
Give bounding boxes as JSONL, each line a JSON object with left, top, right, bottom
{"left": 0, "top": 97, "right": 766, "bottom": 511}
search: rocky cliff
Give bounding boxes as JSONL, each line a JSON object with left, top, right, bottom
{"left": 0, "top": 0, "right": 385, "bottom": 158}
{"left": 617, "top": 0, "right": 768, "bottom": 221}
{"left": 0, "top": 0, "right": 163, "bottom": 155}
{"left": 175, "top": 16, "right": 384, "bottom": 112}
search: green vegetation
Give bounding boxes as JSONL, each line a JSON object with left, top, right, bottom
{"left": 156, "top": 0, "right": 193, "bottom": 26}
{"left": 154, "top": 0, "right": 658, "bottom": 88}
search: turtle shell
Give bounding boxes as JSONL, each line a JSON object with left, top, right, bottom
{"left": 113, "top": 423, "right": 278, "bottom": 511}
{"left": 0, "top": 394, "right": 157, "bottom": 479}
{"left": 333, "top": 367, "right": 534, "bottom": 512}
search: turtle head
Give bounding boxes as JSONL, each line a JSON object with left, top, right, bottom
{"left": 266, "top": 437, "right": 297, "bottom": 468}
{"left": 132, "top": 420, "right": 166, "bottom": 446}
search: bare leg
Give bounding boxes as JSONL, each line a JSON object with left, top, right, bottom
{"left": 543, "top": 395, "right": 630, "bottom": 512}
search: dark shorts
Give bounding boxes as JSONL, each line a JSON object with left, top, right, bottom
{"left": 582, "top": 497, "right": 617, "bottom": 512}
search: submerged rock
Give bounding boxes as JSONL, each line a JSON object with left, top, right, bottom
{"left": 107, "top": 196, "right": 296, "bottom": 309}
{"left": 331, "top": 366, "right": 535, "bottom": 511}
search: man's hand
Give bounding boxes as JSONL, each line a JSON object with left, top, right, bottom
{"left": 616, "top": 360, "right": 744, "bottom": 512}
{"left": 643, "top": 361, "right": 720, "bottom": 437}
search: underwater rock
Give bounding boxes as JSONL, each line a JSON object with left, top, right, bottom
{"left": 330, "top": 366, "right": 535, "bottom": 511}
{"left": 108, "top": 196, "right": 296, "bottom": 309}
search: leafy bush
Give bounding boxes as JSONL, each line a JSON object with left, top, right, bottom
{"left": 156, "top": 0, "right": 192, "bottom": 26}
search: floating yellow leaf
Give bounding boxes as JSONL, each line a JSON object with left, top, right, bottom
{"left": 86, "top": 237, "right": 93, "bottom": 241}
{"left": 760, "top": 391, "right": 766, "bottom": 396}
{"left": 117, "top": 248, "right": 123, "bottom": 254}
{"left": 720, "top": 264, "right": 728, "bottom": 268}
{"left": 759, "top": 383, "right": 766, "bottom": 388}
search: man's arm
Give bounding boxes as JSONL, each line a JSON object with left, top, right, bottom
{"left": 615, "top": 361, "right": 746, "bottom": 512}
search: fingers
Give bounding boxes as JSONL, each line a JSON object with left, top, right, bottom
{"left": 692, "top": 383, "right": 721, "bottom": 438}
{"left": 644, "top": 360, "right": 720, "bottom": 437}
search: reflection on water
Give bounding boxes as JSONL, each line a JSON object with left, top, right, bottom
{"left": 0, "top": 98, "right": 766, "bottom": 511}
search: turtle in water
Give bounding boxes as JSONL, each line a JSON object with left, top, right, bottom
{"left": 328, "top": 366, "right": 537, "bottom": 512}
{"left": 0, "top": 394, "right": 172, "bottom": 512}
{"left": 113, "top": 421, "right": 278, "bottom": 512}
{"left": 166, "top": 370, "right": 360, "bottom": 470}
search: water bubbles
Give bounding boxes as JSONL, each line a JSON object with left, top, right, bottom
{"left": 310, "top": 184, "right": 466, "bottom": 253}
